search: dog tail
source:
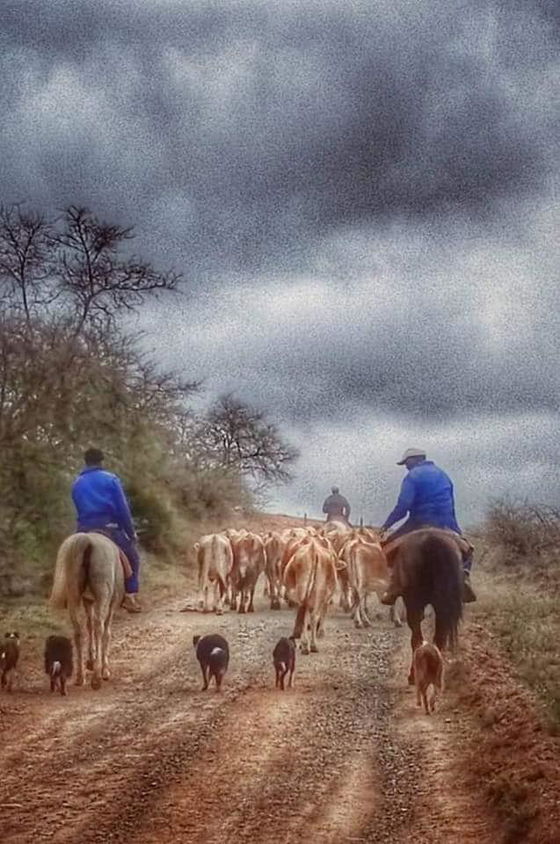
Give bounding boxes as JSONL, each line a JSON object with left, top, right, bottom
{"left": 209, "top": 646, "right": 228, "bottom": 674}
{"left": 51, "top": 660, "right": 62, "bottom": 677}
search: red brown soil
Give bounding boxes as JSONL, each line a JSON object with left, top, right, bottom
{"left": 449, "top": 620, "right": 560, "bottom": 844}
{"left": 0, "top": 513, "right": 558, "bottom": 843}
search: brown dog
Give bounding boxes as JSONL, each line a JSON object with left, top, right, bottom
{"left": 0, "top": 632, "right": 20, "bottom": 692}
{"left": 413, "top": 641, "right": 444, "bottom": 714}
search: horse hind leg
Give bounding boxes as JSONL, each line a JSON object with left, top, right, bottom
{"left": 84, "top": 600, "right": 95, "bottom": 671}
{"left": 406, "top": 606, "right": 424, "bottom": 686}
{"left": 91, "top": 602, "right": 108, "bottom": 690}
{"left": 69, "top": 604, "right": 85, "bottom": 686}
{"left": 101, "top": 606, "right": 115, "bottom": 681}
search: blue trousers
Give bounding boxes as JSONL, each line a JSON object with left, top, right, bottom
{"left": 77, "top": 523, "right": 140, "bottom": 593}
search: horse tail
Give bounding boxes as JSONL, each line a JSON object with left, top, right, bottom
{"left": 422, "top": 535, "right": 463, "bottom": 649}
{"left": 49, "top": 533, "right": 92, "bottom": 609}
{"left": 292, "top": 548, "right": 318, "bottom": 639}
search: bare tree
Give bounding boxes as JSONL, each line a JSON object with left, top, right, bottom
{"left": 52, "top": 206, "right": 181, "bottom": 336}
{"left": 0, "top": 205, "right": 56, "bottom": 326}
{"left": 200, "top": 393, "right": 299, "bottom": 487}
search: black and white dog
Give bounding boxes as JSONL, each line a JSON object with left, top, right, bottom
{"left": 272, "top": 637, "right": 296, "bottom": 690}
{"left": 193, "top": 634, "right": 229, "bottom": 691}
{"left": 44, "top": 635, "right": 73, "bottom": 696}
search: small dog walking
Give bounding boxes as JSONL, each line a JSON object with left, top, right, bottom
{"left": 0, "top": 632, "right": 20, "bottom": 692}
{"left": 273, "top": 637, "right": 296, "bottom": 691}
{"left": 413, "top": 641, "right": 444, "bottom": 714}
{"left": 193, "top": 634, "right": 229, "bottom": 691}
{"left": 44, "top": 635, "right": 73, "bottom": 696}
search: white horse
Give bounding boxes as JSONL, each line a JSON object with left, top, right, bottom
{"left": 50, "top": 533, "right": 124, "bottom": 689}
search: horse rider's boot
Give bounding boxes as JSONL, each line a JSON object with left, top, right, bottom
{"left": 462, "top": 571, "right": 477, "bottom": 603}
{"left": 122, "top": 593, "right": 142, "bottom": 613}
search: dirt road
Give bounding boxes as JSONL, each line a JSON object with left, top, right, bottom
{"left": 1, "top": 580, "right": 501, "bottom": 844}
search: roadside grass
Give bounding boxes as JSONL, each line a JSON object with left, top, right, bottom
{"left": 471, "top": 565, "right": 560, "bottom": 734}
{"left": 486, "top": 771, "right": 538, "bottom": 844}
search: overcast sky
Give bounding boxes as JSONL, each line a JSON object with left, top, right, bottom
{"left": 2, "top": 1, "right": 559, "bottom": 525}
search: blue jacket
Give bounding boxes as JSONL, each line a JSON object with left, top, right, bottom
{"left": 72, "top": 467, "right": 136, "bottom": 538}
{"left": 382, "top": 460, "right": 461, "bottom": 532}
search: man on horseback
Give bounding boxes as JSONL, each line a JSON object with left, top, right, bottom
{"left": 379, "top": 448, "right": 476, "bottom": 604}
{"left": 71, "top": 448, "right": 142, "bottom": 613}
{"left": 322, "top": 486, "right": 351, "bottom": 526}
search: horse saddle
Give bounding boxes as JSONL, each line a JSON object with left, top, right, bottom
{"left": 382, "top": 528, "right": 473, "bottom": 567}
{"left": 86, "top": 530, "right": 133, "bottom": 579}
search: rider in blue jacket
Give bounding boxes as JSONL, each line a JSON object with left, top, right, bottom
{"left": 71, "top": 448, "right": 142, "bottom": 612}
{"left": 380, "top": 448, "right": 476, "bottom": 603}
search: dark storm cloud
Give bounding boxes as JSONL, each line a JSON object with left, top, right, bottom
{"left": 3, "top": 1, "right": 559, "bottom": 519}
{"left": 139, "top": 210, "right": 560, "bottom": 423}
{"left": 1, "top": 1, "right": 558, "bottom": 273}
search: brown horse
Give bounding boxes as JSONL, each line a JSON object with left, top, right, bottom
{"left": 49, "top": 533, "right": 124, "bottom": 689}
{"left": 385, "top": 529, "right": 463, "bottom": 684}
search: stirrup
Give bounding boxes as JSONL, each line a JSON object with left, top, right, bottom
{"left": 462, "top": 577, "right": 477, "bottom": 603}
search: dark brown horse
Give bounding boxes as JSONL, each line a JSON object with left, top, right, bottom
{"left": 385, "top": 529, "right": 463, "bottom": 684}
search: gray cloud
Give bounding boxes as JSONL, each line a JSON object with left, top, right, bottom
{"left": 138, "top": 210, "right": 560, "bottom": 421}
{"left": 2, "top": 1, "right": 559, "bottom": 519}
{"left": 1, "top": 1, "right": 558, "bottom": 273}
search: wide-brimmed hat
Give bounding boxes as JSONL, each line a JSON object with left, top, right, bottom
{"left": 396, "top": 448, "right": 426, "bottom": 465}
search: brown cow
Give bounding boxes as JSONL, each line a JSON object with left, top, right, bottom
{"left": 280, "top": 531, "right": 336, "bottom": 607}
{"left": 325, "top": 521, "right": 353, "bottom": 555}
{"left": 194, "top": 533, "right": 233, "bottom": 614}
{"left": 229, "top": 531, "right": 266, "bottom": 613}
{"left": 283, "top": 538, "right": 337, "bottom": 654}
{"left": 339, "top": 536, "right": 391, "bottom": 628}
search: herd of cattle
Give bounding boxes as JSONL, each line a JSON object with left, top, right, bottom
{"left": 1, "top": 519, "right": 449, "bottom": 714}
{"left": 193, "top": 520, "right": 402, "bottom": 654}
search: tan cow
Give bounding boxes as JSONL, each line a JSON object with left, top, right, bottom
{"left": 194, "top": 533, "right": 233, "bottom": 614}
{"left": 324, "top": 521, "right": 353, "bottom": 555}
{"left": 263, "top": 531, "right": 287, "bottom": 610}
{"left": 339, "top": 535, "right": 391, "bottom": 628}
{"left": 229, "top": 531, "right": 266, "bottom": 613}
{"left": 283, "top": 537, "right": 337, "bottom": 654}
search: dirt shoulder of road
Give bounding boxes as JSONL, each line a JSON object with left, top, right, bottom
{"left": 1, "top": 512, "right": 560, "bottom": 844}
{"left": 448, "top": 616, "right": 560, "bottom": 844}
